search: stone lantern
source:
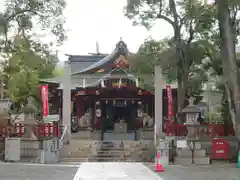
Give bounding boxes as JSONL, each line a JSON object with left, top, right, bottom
{"left": 20, "top": 97, "right": 38, "bottom": 139}
{"left": 182, "top": 97, "right": 202, "bottom": 139}
{"left": 0, "top": 99, "right": 11, "bottom": 130}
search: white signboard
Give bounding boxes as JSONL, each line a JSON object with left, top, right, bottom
{"left": 177, "top": 140, "right": 187, "bottom": 148}
{"left": 43, "top": 114, "right": 60, "bottom": 122}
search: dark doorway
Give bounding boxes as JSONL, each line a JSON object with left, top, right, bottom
{"left": 101, "top": 100, "right": 137, "bottom": 131}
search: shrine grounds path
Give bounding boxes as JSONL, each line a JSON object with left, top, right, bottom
{"left": 0, "top": 161, "right": 239, "bottom": 180}
{"left": 145, "top": 162, "right": 240, "bottom": 180}
{"left": 0, "top": 162, "right": 78, "bottom": 180}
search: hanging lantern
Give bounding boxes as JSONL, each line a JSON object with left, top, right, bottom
{"left": 138, "top": 109, "right": 143, "bottom": 117}
{"left": 96, "top": 109, "right": 101, "bottom": 117}
{"left": 83, "top": 79, "right": 86, "bottom": 88}
{"left": 135, "top": 78, "right": 139, "bottom": 87}
{"left": 118, "top": 78, "right": 122, "bottom": 88}
{"left": 96, "top": 101, "right": 100, "bottom": 105}
{"left": 101, "top": 79, "right": 105, "bottom": 88}
{"left": 138, "top": 89, "right": 142, "bottom": 95}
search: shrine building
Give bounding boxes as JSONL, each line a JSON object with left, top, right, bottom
{"left": 40, "top": 40, "right": 178, "bottom": 141}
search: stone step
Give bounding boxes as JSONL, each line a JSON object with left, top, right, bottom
{"left": 176, "top": 149, "right": 206, "bottom": 157}
{"left": 87, "top": 157, "right": 141, "bottom": 162}
{"left": 60, "top": 139, "right": 153, "bottom": 162}
{"left": 96, "top": 152, "right": 124, "bottom": 156}
{"left": 66, "top": 151, "right": 91, "bottom": 157}
{"left": 174, "top": 156, "right": 210, "bottom": 165}
{"left": 62, "top": 140, "right": 92, "bottom": 149}
{"left": 60, "top": 157, "right": 89, "bottom": 162}
{"left": 175, "top": 141, "right": 202, "bottom": 150}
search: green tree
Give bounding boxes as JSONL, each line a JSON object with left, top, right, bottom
{"left": 215, "top": 0, "right": 240, "bottom": 135}
{"left": 0, "top": 0, "right": 67, "bottom": 109}
{"left": 53, "top": 66, "right": 64, "bottom": 77}
{"left": 131, "top": 37, "right": 208, "bottom": 100}
{"left": 125, "top": 0, "right": 214, "bottom": 111}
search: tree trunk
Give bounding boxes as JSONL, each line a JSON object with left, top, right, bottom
{"left": 225, "top": 84, "right": 236, "bottom": 133}
{"left": 177, "top": 67, "right": 188, "bottom": 112}
{"left": 170, "top": 0, "right": 189, "bottom": 112}
{"left": 216, "top": 0, "right": 240, "bottom": 136}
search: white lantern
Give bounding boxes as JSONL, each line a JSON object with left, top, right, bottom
{"left": 138, "top": 109, "right": 143, "bottom": 117}
{"left": 96, "top": 109, "right": 101, "bottom": 117}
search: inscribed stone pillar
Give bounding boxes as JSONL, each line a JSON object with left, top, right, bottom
{"left": 154, "top": 66, "right": 163, "bottom": 141}
{"left": 62, "top": 61, "right": 71, "bottom": 135}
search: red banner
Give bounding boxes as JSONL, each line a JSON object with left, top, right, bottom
{"left": 40, "top": 85, "right": 49, "bottom": 117}
{"left": 166, "top": 84, "right": 173, "bottom": 124}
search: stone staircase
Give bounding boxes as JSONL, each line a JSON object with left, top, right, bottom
{"left": 59, "top": 139, "right": 92, "bottom": 162}
{"left": 174, "top": 141, "right": 210, "bottom": 165}
{"left": 60, "top": 139, "right": 154, "bottom": 162}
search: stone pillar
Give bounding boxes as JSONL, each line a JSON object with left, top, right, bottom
{"left": 62, "top": 61, "right": 71, "bottom": 135}
{"left": 154, "top": 66, "right": 163, "bottom": 143}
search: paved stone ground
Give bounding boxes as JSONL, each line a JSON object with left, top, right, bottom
{"left": 0, "top": 163, "right": 79, "bottom": 180}
{"left": 73, "top": 162, "right": 163, "bottom": 180}
{"left": 2, "top": 161, "right": 239, "bottom": 180}
{"left": 145, "top": 163, "right": 240, "bottom": 180}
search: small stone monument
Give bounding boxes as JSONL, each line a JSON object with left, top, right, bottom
{"left": 182, "top": 97, "right": 202, "bottom": 139}
{"left": 20, "top": 97, "right": 38, "bottom": 139}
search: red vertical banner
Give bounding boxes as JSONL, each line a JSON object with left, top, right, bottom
{"left": 166, "top": 84, "right": 173, "bottom": 124}
{"left": 40, "top": 85, "right": 49, "bottom": 117}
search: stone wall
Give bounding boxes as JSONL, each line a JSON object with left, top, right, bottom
{"left": 0, "top": 138, "right": 40, "bottom": 161}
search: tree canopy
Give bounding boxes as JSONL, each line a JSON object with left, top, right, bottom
{"left": 0, "top": 0, "right": 67, "bottom": 109}
{"left": 125, "top": 0, "right": 240, "bottom": 132}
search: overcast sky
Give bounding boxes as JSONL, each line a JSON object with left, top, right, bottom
{"left": 0, "top": 0, "right": 173, "bottom": 61}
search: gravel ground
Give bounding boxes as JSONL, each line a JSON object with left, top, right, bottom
{"left": 145, "top": 162, "right": 240, "bottom": 180}
{"left": 0, "top": 162, "right": 79, "bottom": 180}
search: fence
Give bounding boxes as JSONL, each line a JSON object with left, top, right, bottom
{"left": 164, "top": 123, "right": 235, "bottom": 137}
{"left": 0, "top": 123, "right": 60, "bottom": 138}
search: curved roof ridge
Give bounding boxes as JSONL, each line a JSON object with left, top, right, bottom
{"left": 71, "top": 41, "right": 128, "bottom": 75}
{"left": 71, "top": 50, "right": 117, "bottom": 75}
{"left": 84, "top": 69, "right": 136, "bottom": 87}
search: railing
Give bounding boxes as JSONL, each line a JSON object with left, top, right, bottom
{"left": 60, "top": 125, "right": 69, "bottom": 143}
{"left": 0, "top": 123, "right": 60, "bottom": 138}
{"left": 165, "top": 123, "right": 235, "bottom": 137}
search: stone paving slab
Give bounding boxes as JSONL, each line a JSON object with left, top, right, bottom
{"left": 0, "top": 162, "right": 79, "bottom": 180}
{"left": 145, "top": 163, "right": 240, "bottom": 180}
{"left": 73, "top": 162, "right": 163, "bottom": 180}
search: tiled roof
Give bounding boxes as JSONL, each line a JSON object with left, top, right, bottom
{"left": 66, "top": 54, "right": 106, "bottom": 74}
{"left": 71, "top": 41, "right": 128, "bottom": 75}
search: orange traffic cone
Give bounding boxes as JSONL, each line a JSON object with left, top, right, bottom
{"left": 155, "top": 152, "right": 164, "bottom": 172}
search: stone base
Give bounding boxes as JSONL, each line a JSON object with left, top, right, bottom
{"left": 176, "top": 149, "right": 206, "bottom": 157}
{"left": 174, "top": 156, "right": 210, "bottom": 165}
{"left": 139, "top": 130, "right": 154, "bottom": 140}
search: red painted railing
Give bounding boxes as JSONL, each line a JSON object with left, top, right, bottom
{"left": 165, "top": 123, "right": 235, "bottom": 137}
{"left": 0, "top": 123, "right": 60, "bottom": 138}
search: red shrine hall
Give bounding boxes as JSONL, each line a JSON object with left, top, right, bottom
{"left": 40, "top": 40, "right": 178, "bottom": 140}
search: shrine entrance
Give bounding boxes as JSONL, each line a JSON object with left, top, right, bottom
{"left": 40, "top": 40, "right": 178, "bottom": 141}
{"left": 101, "top": 98, "right": 138, "bottom": 132}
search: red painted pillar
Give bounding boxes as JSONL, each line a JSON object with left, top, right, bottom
{"left": 76, "top": 96, "right": 84, "bottom": 127}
